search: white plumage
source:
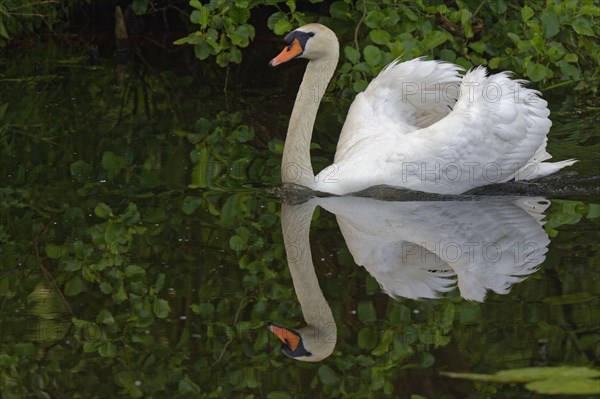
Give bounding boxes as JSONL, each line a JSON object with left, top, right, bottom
{"left": 274, "top": 24, "right": 576, "bottom": 195}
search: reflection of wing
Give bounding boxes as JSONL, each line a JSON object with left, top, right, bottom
{"left": 317, "top": 197, "right": 550, "bottom": 301}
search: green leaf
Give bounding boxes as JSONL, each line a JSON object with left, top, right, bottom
{"left": 540, "top": 11, "right": 560, "bottom": 38}
{"left": 363, "top": 45, "right": 382, "bottom": 67}
{"left": 543, "top": 292, "right": 596, "bottom": 304}
{"left": 189, "top": 0, "right": 202, "bottom": 10}
{"left": 104, "top": 222, "right": 126, "bottom": 245}
{"left": 70, "top": 161, "right": 92, "bottom": 182}
{"left": 329, "top": 1, "right": 349, "bottom": 20}
{"left": 112, "top": 282, "right": 128, "bottom": 302}
{"left": 194, "top": 42, "right": 211, "bottom": 60}
{"left": 526, "top": 61, "right": 547, "bottom": 82}
{"left": 191, "top": 302, "right": 214, "bottom": 319}
{"left": 99, "top": 282, "right": 112, "bottom": 294}
{"left": 418, "top": 352, "right": 435, "bottom": 368}
{"left": 190, "top": 147, "right": 210, "bottom": 188}
{"left": 571, "top": 16, "right": 595, "bottom": 36}
{"left": 423, "top": 31, "right": 448, "bottom": 50}
{"left": 132, "top": 0, "right": 148, "bottom": 15}
{"left": 318, "top": 364, "right": 339, "bottom": 385}
{"left": 497, "top": 367, "right": 600, "bottom": 381}
{"left": 181, "top": 196, "right": 203, "bottom": 215}
{"left": 0, "top": 20, "right": 8, "bottom": 39}
{"left": 460, "top": 9, "right": 473, "bottom": 38}
{"left": 229, "top": 235, "right": 246, "bottom": 251}
{"left": 190, "top": 10, "right": 202, "bottom": 24}
{"left": 98, "top": 341, "right": 117, "bottom": 357}
{"left": 521, "top": 6, "right": 534, "bottom": 22}
{"left": 153, "top": 299, "right": 171, "bottom": 318}
{"left": 563, "top": 53, "right": 578, "bottom": 63}
{"left": 125, "top": 265, "right": 146, "bottom": 280}
{"left": 353, "top": 79, "right": 368, "bottom": 93}
{"left": 273, "top": 19, "right": 293, "bottom": 35}
{"left": 231, "top": 125, "right": 254, "bottom": 142}
{"left": 365, "top": 10, "right": 385, "bottom": 29}
{"left": 358, "top": 327, "right": 378, "bottom": 350}
{"left": 45, "top": 244, "right": 64, "bottom": 259}
{"left": 101, "top": 151, "right": 125, "bottom": 178}
{"left": 344, "top": 46, "right": 360, "bottom": 64}
{"left": 369, "top": 30, "right": 391, "bottom": 45}
{"left": 267, "top": 12, "right": 287, "bottom": 31}
{"left": 64, "top": 276, "right": 84, "bottom": 296}
{"left": 530, "top": 34, "right": 545, "bottom": 54}
{"left": 468, "top": 41, "right": 486, "bottom": 53}
{"left": 95, "top": 203, "right": 113, "bottom": 218}
{"left": 357, "top": 301, "right": 377, "bottom": 323}
{"left": 458, "top": 303, "right": 480, "bottom": 324}
{"left": 526, "top": 378, "right": 600, "bottom": 395}
{"left": 97, "top": 309, "right": 115, "bottom": 325}
{"left": 439, "top": 48, "right": 456, "bottom": 62}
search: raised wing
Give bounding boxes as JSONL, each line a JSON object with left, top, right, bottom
{"left": 335, "top": 58, "right": 462, "bottom": 162}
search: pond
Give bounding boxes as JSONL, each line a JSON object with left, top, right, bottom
{"left": 1, "top": 34, "right": 599, "bottom": 399}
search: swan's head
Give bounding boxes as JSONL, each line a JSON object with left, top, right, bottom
{"left": 268, "top": 323, "right": 336, "bottom": 362}
{"left": 269, "top": 23, "right": 339, "bottom": 67}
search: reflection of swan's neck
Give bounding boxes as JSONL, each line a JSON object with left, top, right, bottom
{"left": 281, "top": 202, "right": 336, "bottom": 355}
{"left": 282, "top": 56, "right": 338, "bottom": 187}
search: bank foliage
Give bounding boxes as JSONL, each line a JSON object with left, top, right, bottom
{"left": 173, "top": 0, "right": 600, "bottom": 93}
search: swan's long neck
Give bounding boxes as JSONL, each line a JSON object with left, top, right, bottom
{"left": 281, "top": 202, "right": 336, "bottom": 332}
{"left": 282, "top": 56, "right": 338, "bottom": 186}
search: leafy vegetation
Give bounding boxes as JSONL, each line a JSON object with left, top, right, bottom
{"left": 0, "top": 0, "right": 67, "bottom": 44}
{"left": 174, "top": 0, "right": 600, "bottom": 93}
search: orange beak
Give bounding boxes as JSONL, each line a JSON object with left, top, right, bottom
{"left": 268, "top": 324, "right": 301, "bottom": 351}
{"left": 269, "top": 38, "right": 303, "bottom": 67}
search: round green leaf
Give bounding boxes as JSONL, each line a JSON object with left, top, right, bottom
{"left": 125, "top": 265, "right": 146, "bottom": 280}
{"left": 194, "top": 42, "right": 211, "bottom": 60}
{"left": 369, "top": 29, "right": 391, "bottom": 45}
{"left": 358, "top": 327, "right": 378, "bottom": 350}
{"left": 357, "top": 301, "right": 377, "bottom": 323}
{"left": 363, "top": 45, "right": 382, "bottom": 67}
{"left": 131, "top": 0, "right": 148, "bottom": 15}
{"left": 318, "top": 364, "right": 339, "bottom": 385}
{"left": 64, "top": 276, "right": 83, "bottom": 296}
{"left": 273, "top": 19, "right": 292, "bottom": 35}
{"left": 153, "top": 299, "right": 171, "bottom": 318}
{"left": 94, "top": 203, "right": 113, "bottom": 218}
{"left": 98, "top": 341, "right": 117, "bottom": 357}
{"left": 344, "top": 46, "right": 360, "bottom": 64}
{"left": 526, "top": 62, "right": 547, "bottom": 82}
{"left": 45, "top": 244, "right": 64, "bottom": 259}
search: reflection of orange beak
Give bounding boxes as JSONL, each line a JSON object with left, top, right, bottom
{"left": 268, "top": 324, "right": 301, "bottom": 351}
{"left": 269, "top": 38, "right": 303, "bottom": 67}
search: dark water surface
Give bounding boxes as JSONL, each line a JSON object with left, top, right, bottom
{"left": 1, "top": 38, "right": 599, "bottom": 398}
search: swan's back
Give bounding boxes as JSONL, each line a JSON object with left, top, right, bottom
{"left": 318, "top": 60, "right": 576, "bottom": 195}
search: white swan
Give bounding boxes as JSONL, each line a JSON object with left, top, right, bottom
{"left": 270, "top": 23, "right": 576, "bottom": 195}
{"left": 269, "top": 196, "right": 551, "bottom": 361}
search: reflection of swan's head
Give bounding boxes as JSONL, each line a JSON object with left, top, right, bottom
{"left": 270, "top": 23, "right": 339, "bottom": 67}
{"left": 268, "top": 323, "right": 335, "bottom": 362}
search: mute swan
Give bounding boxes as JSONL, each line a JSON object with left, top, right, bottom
{"left": 270, "top": 23, "right": 576, "bottom": 195}
{"left": 269, "top": 196, "right": 551, "bottom": 361}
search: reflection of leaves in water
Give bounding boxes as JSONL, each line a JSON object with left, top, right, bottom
{"left": 1, "top": 40, "right": 598, "bottom": 398}
{"left": 545, "top": 200, "right": 600, "bottom": 237}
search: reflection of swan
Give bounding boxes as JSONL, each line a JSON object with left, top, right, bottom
{"left": 270, "top": 24, "right": 575, "bottom": 195}
{"left": 269, "top": 197, "right": 550, "bottom": 361}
